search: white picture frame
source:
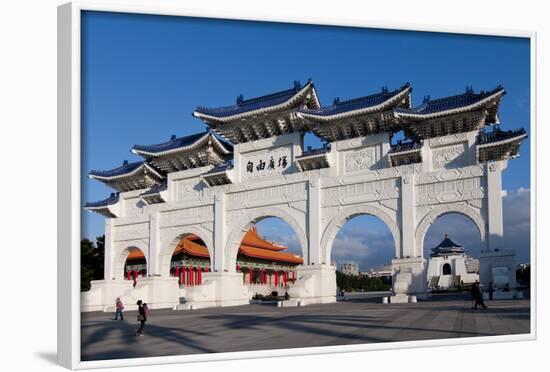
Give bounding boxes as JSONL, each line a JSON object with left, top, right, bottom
{"left": 57, "top": 1, "right": 537, "bottom": 369}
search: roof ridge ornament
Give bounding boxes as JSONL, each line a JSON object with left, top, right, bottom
{"left": 422, "top": 95, "right": 430, "bottom": 103}
{"left": 466, "top": 86, "right": 474, "bottom": 94}
{"left": 332, "top": 97, "right": 340, "bottom": 105}
{"left": 170, "top": 134, "right": 176, "bottom": 141}
{"left": 381, "top": 86, "right": 389, "bottom": 93}
{"left": 123, "top": 160, "right": 128, "bottom": 166}
{"left": 236, "top": 94, "right": 244, "bottom": 105}
{"left": 293, "top": 80, "right": 302, "bottom": 90}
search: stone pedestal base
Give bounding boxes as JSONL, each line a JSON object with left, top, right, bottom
{"left": 479, "top": 250, "right": 517, "bottom": 290}
{"left": 388, "top": 294, "right": 417, "bottom": 303}
{"left": 391, "top": 257, "right": 429, "bottom": 301}
{"left": 279, "top": 299, "right": 301, "bottom": 307}
{"left": 483, "top": 291, "right": 522, "bottom": 300}
{"left": 287, "top": 264, "right": 337, "bottom": 305}
{"left": 81, "top": 277, "right": 180, "bottom": 312}
{"left": 181, "top": 272, "right": 250, "bottom": 309}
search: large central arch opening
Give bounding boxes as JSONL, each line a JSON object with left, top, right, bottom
{"left": 424, "top": 213, "right": 482, "bottom": 291}
{"left": 330, "top": 214, "right": 395, "bottom": 295}
{"left": 235, "top": 217, "right": 304, "bottom": 298}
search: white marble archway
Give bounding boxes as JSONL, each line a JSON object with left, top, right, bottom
{"left": 415, "top": 203, "right": 487, "bottom": 258}
{"left": 224, "top": 206, "right": 308, "bottom": 272}
{"left": 320, "top": 204, "right": 401, "bottom": 265}
{"left": 158, "top": 225, "right": 214, "bottom": 278}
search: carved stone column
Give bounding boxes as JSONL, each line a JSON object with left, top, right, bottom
{"left": 486, "top": 160, "right": 507, "bottom": 252}
{"left": 104, "top": 218, "right": 114, "bottom": 280}
{"left": 400, "top": 174, "right": 416, "bottom": 258}
{"left": 307, "top": 178, "right": 320, "bottom": 265}
{"left": 480, "top": 160, "right": 518, "bottom": 293}
{"left": 213, "top": 193, "right": 226, "bottom": 272}
{"left": 148, "top": 211, "right": 160, "bottom": 276}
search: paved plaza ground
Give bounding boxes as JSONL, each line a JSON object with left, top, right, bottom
{"left": 81, "top": 292, "right": 530, "bottom": 361}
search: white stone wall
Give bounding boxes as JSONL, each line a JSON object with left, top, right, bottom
{"left": 87, "top": 129, "right": 510, "bottom": 310}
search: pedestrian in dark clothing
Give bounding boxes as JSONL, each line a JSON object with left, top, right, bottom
{"left": 471, "top": 282, "right": 479, "bottom": 309}
{"left": 472, "top": 282, "right": 487, "bottom": 309}
{"left": 136, "top": 300, "right": 146, "bottom": 336}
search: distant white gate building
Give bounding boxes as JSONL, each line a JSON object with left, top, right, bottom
{"left": 83, "top": 80, "right": 526, "bottom": 311}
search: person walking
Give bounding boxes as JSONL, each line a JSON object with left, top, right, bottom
{"left": 470, "top": 282, "right": 477, "bottom": 309}
{"left": 114, "top": 297, "right": 124, "bottom": 320}
{"left": 472, "top": 282, "right": 487, "bottom": 309}
{"left": 136, "top": 300, "right": 147, "bottom": 336}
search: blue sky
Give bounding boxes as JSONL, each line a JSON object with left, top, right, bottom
{"left": 81, "top": 11, "right": 531, "bottom": 270}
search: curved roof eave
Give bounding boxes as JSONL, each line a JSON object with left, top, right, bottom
{"left": 132, "top": 132, "right": 232, "bottom": 158}
{"left": 88, "top": 162, "right": 163, "bottom": 181}
{"left": 297, "top": 85, "right": 412, "bottom": 122}
{"left": 193, "top": 82, "right": 319, "bottom": 123}
{"left": 395, "top": 89, "right": 504, "bottom": 120}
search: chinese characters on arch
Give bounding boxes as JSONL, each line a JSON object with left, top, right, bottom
{"left": 246, "top": 155, "right": 288, "bottom": 174}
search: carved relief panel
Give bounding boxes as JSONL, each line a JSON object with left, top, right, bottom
{"left": 113, "top": 222, "right": 150, "bottom": 242}
{"left": 322, "top": 178, "right": 400, "bottom": 207}
{"left": 160, "top": 205, "right": 214, "bottom": 228}
{"left": 123, "top": 196, "right": 145, "bottom": 217}
{"left": 345, "top": 147, "right": 376, "bottom": 173}
{"left": 431, "top": 143, "right": 468, "bottom": 170}
{"left": 416, "top": 177, "right": 486, "bottom": 206}
{"left": 176, "top": 179, "right": 206, "bottom": 201}
{"left": 226, "top": 182, "right": 307, "bottom": 210}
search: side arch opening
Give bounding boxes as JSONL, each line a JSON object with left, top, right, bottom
{"left": 329, "top": 214, "right": 396, "bottom": 294}
{"left": 424, "top": 213, "right": 483, "bottom": 290}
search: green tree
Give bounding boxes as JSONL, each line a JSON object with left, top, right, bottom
{"left": 516, "top": 264, "right": 530, "bottom": 287}
{"left": 81, "top": 236, "right": 105, "bottom": 291}
{"left": 81, "top": 238, "right": 96, "bottom": 291}
{"left": 336, "top": 270, "right": 392, "bottom": 292}
{"left": 94, "top": 235, "right": 105, "bottom": 280}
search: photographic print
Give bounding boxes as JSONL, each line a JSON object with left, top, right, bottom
{"left": 76, "top": 9, "right": 531, "bottom": 363}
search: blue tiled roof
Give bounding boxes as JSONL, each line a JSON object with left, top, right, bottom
{"left": 430, "top": 235, "right": 465, "bottom": 257}
{"left": 89, "top": 160, "right": 145, "bottom": 178}
{"left": 141, "top": 181, "right": 167, "bottom": 196}
{"left": 300, "top": 83, "right": 410, "bottom": 117}
{"left": 396, "top": 86, "right": 504, "bottom": 116}
{"left": 388, "top": 141, "right": 422, "bottom": 154}
{"left": 85, "top": 193, "right": 119, "bottom": 208}
{"left": 194, "top": 80, "right": 312, "bottom": 118}
{"left": 133, "top": 131, "right": 232, "bottom": 154}
{"left": 434, "top": 236, "right": 462, "bottom": 249}
{"left": 477, "top": 127, "right": 526, "bottom": 145}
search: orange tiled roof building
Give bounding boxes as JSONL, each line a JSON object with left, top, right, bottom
{"left": 125, "top": 227, "right": 303, "bottom": 287}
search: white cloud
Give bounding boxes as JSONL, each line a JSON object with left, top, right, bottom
{"left": 331, "top": 223, "right": 395, "bottom": 271}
